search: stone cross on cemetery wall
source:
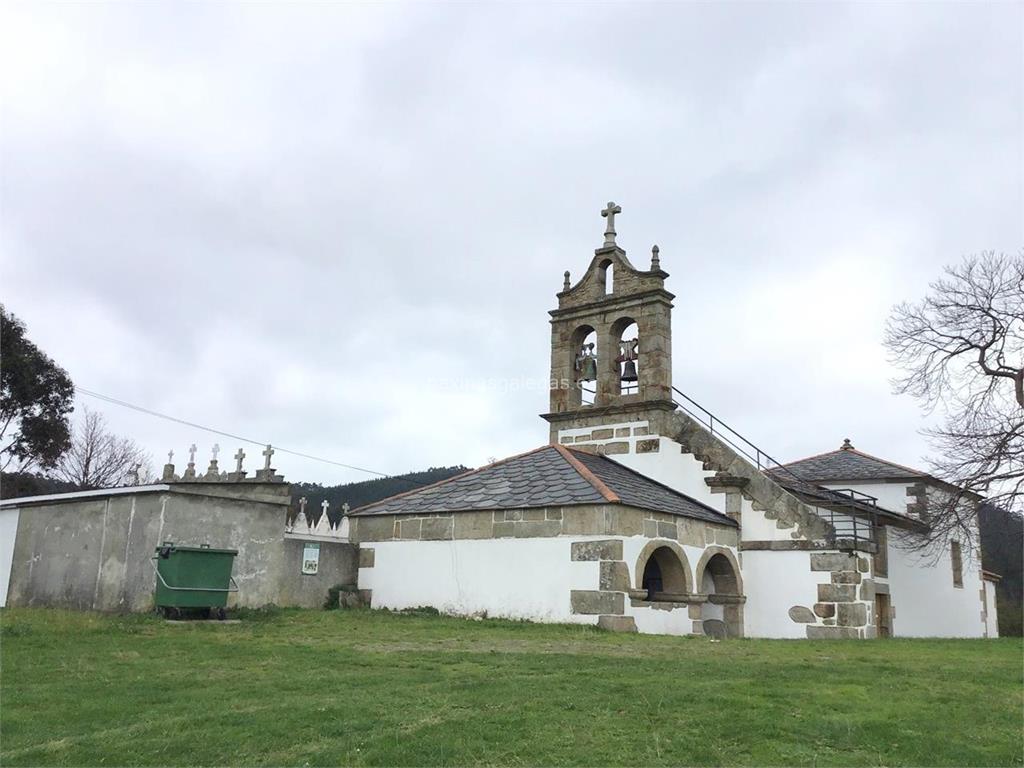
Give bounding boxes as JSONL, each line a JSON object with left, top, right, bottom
{"left": 254, "top": 443, "right": 278, "bottom": 482}
{"left": 183, "top": 443, "right": 198, "bottom": 479}
{"left": 234, "top": 448, "right": 245, "bottom": 473}
{"left": 162, "top": 450, "right": 176, "bottom": 482}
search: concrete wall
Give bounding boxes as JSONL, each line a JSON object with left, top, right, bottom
{"left": 5, "top": 487, "right": 357, "bottom": 612}
{"left": 278, "top": 538, "right": 358, "bottom": 608}
{"left": 0, "top": 507, "right": 20, "bottom": 608}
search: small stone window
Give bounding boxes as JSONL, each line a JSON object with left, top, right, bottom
{"left": 951, "top": 540, "right": 963, "bottom": 588}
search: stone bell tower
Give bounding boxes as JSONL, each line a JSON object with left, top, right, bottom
{"left": 541, "top": 202, "right": 677, "bottom": 444}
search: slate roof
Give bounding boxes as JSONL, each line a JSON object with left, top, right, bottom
{"left": 777, "top": 446, "right": 926, "bottom": 483}
{"left": 349, "top": 444, "right": 735, "bottom": 526}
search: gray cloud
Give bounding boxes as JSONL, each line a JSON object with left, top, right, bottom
{"left": 1, "top": 2, "right": 1020, "bottom": 485}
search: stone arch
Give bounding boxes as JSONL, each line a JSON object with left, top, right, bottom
{"left": 694, "top": 546, "right": 744, "bottom": 638}
{"left": 609, "top": 316, "right": 640, "bottom": 397}
{"left": 634, "top": 539, "right": 691, "bottom": 599}
{"left": 693, "top": 546, "right": 743, "bottom": 596}
{"left": 570, "top": 324, "right": 598, "bottom": 407}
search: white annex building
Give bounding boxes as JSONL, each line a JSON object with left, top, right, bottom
{"left": 350, "top": 203, "right": 998, "bottom": 639}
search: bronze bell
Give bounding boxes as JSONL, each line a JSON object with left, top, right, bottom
{"left": 621, "top": 359, "right": 638, "bottom": 382}
{"left": 579, "top": 357, "right": 598, "bottom": 382}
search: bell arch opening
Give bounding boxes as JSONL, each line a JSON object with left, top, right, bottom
{"left": 611, "top": 317, "right": 639, "bottom": 396}
{"left": 599, "top": 259, "right": 614, "bottom": 295}
{"left": 571, "top": 325, "right": 598, "bottom": 407}
{"left": 638, "top": 544, "right": 689, "bottom": 600}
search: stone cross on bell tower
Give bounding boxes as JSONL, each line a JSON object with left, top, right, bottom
{"left": 541, "top": 202, "right": 676, "bottom": 443}
{"left": 601, "top": 201, "right": 622, "bottom": 247}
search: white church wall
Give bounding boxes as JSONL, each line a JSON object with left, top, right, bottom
{"left": 360, "top": 537, "right": 600, "bottom": 624}
{"left": 742, "top": 550, "right": 821, "bottom": 639}
{"left": 740, "top": 502, "right": 795, "bottom": 542}
{"left": 627, "top": 599, "right": 698, "bottom": 635}
{"left": 557, "top": 425, "right": 729, "bottom": 515}
{"left": 0, "top": 507, "right": 20, "bottom": 608}
{"left": 821, "top": 481, "right": 913, "bottom": 516}
{"left": 885, "top": 529, "right": 985, "bottom": 637}
{"left": 983, "top": 580, "right": 1000, "bottom": 638}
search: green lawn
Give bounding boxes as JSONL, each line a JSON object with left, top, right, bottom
{"left": 1, "top": 608, "right": 1021, "bottom": 767}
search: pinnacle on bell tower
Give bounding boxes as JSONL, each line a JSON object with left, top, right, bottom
{"left": 541, "top": 203, "right": 677, "bottom": 443}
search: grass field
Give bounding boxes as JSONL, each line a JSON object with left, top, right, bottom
{"left": 1, "top": 608, "right": 1021, "bottom": 767}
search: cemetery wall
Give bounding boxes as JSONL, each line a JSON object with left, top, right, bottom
{"left": 3, "top": 485, "right": 356, "bottom": 612}
{"left": 0, "top": 506, "right": 19, "bottom": 608}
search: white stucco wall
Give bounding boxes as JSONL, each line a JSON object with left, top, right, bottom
{"left": 742, "top": 550, "right": 824, "bottom": 638}
{"left": 559, "top": 424, "right": 729, "bottom": 516}
{"left": 821, "top": 481, "right": 913, "bottom": 516}
{"left": 885, "top": 529, "right": 985, "bottom": 637}
{"left": 983, "top": 580, "right": 1000, "bottom": 638}
{"left": 0, "top": 507, "right": 20, "bottom": 608}
{"left": 360, "top": 536, "right": 601, "bottom": 624}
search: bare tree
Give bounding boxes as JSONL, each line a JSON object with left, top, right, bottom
{"left": 885, "top": 251, "right": 1023, "bottom": 553}
{"left": 52, "top": 407, "right": 151, "bottom": 490}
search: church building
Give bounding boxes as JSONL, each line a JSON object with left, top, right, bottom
{"left": 350, "top": 203, "right": 995, "bottom": 639}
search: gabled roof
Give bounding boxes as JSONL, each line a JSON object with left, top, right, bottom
{"left": 779, "top": 443, "right": 926, "bottom": 483}
{"left": 349, "top": 444, "right": 735, "bottom": 526}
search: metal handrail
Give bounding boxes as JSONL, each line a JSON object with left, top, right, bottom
{"left": 150, "top": 558, "right": 240, "bottom": 593}
{"left": 671, "top": 386, "right": 878, "bottom": 551}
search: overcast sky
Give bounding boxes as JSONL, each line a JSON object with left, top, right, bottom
{"left": 1, "top": 2, "right": 1021, "bottom": 487}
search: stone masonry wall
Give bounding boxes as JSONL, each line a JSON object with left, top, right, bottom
{"left": 352, "top": 503, "right": 737, "bottom": 547}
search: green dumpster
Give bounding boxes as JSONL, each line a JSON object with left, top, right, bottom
{"left": 152, "top": 542, "right": 239, "bottom": 619}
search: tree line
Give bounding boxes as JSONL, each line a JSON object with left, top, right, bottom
{"left": 1, "top": 306, "right": 150, "bottom": 497}
{"left": 289, "top": 465, "right": 471, "bottom": 526}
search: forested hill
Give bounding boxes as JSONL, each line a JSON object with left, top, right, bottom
{"left": 290, "top": 465, "right": 471, "bottom": 524}
{"left": 979, "top": 503, "right": 1023, "bottom": 636}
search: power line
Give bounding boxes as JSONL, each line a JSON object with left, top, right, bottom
{"left": 76, "top": 387, "right": 411, "bottom": 483}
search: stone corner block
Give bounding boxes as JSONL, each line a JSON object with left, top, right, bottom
{"left": 570, "top": 590, "right": 625, "bottom": 615}
{"left": 571, "top": 539, "right": 623, "bottom": 562}
{"left": 810, "top": 553, "right": 856, "bottom": 572}
{"left": 817, "top": 583, "right": 856, "bottom": 603}
{"left": 599, "top": 560, "right": 632, "bottom": 592}
{"left": 806, "top": 625, "right": 860, "bottom": 639}
{"left": 358, "top": 548, "right": 375, "bottom": 568}
{"left": 596, "top": 614, "right": 638, "bottom": 633}
{"left": 837, "top": 602, "right": 868, "bottom": 627}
